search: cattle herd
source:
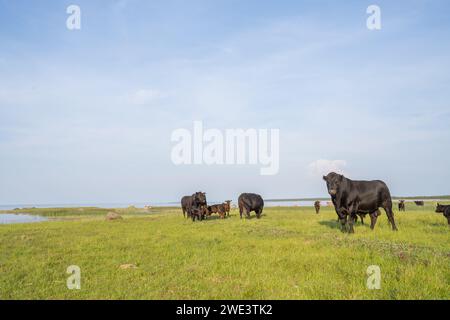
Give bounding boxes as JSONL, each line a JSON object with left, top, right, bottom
{"left": 181, "top": 192, "right": 264, "bottom": 221}
{"left": 181, "top": 172, "right": 450, "bottom": 233}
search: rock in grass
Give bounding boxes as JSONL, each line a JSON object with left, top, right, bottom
{"left": 119, "top": 264, "right": 137, "bottom": 269}
{"left": 106, "top": 212, "right": 122, "bottom": 221}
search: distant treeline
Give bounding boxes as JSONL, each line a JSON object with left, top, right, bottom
{"left": 267, "top": 195, "right": 450, "bottom": 202}
{"left": 392, "top": 195, "right": 450, "bottom": 200}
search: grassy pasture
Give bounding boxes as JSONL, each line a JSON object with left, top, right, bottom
{"left": 0, "top": 203, "right": 448, "bottom": 299}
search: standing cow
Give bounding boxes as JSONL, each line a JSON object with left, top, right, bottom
{"left": 414, "top": 201, "right": 424, "bottom": 206}
{"left": 435, "top": 203, "right": 450, "bottom": 225}
{"left": 314, "top": 201, "right": 321, "bottom": 214}
{"left": 398, "top": 200, "right": 406, "bottom": 212}
{"left": 323, "top": 172, "right": 398, "bottom": 233}
{"left": 238, "top": 193, "right": 264, "bottom": 219}
{"left": 181, "top": 192, "right": 207, "bottom": 219}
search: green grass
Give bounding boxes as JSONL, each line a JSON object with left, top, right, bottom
{"left": 0, "top": 205, "right": 449, "bottom": 299}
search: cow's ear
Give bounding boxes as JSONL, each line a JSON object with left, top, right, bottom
{"left": 322, "top": 176, "right": 327, "bottom": 181}
{"left": 339, "top": 174, "right": 344, "bottom": 181}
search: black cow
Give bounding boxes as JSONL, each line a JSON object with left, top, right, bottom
{"left": 181, "top": 192, "right": 207, "bottom": 219}
{"left": 435, "top": 203, "right": 450, "bottom": 225}
{"left": 314, "top": 201, "right": 321, "bottom": 214}
{"left": 323, "top": 172, "right": 398, "bottom": 233}
{"left": 238, "top": 193, "right": 264, "bottom": 219}
{"left": 398, "top": 200, "right": 406, "bottom": 212}
{"left": 414, "top": 201, "right": 424, "bottom": 206}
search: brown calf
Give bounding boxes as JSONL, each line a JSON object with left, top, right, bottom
{"left": 223, "top": 200, "right": 232, "bottom": 217}
{"left": 207, "top": 204, "right": 227, "bottom": 219}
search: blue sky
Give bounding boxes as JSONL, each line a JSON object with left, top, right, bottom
{"left": 1, "top": 0, "right": 449, "bottom": 204}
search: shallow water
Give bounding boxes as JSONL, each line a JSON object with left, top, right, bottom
{"left": 0, "top": 200, "right": 331, "bottom": 211}
{"left": 0, "top": 213, "right": 48, "bottom": 224}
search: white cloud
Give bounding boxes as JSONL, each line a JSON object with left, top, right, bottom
{"left": 308, "top": 159, "right": 347, "bottom": 177}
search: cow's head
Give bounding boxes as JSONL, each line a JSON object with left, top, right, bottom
{"left": 435, "top": 203, "right": 445, "bottom": 213}
{"left": 194, "top": 192, "right": 207, "bottom": 206}
{"left": 322, "top": 172, "right": 344, "bottom": 196}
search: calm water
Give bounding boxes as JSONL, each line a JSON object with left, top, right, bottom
{"left": 0, "top": 213, "right": 48, "bottom": 225}
{"left": 0, "top": 200, "right": 327, "bottom": 211}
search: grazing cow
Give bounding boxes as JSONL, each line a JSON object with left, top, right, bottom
{"left": 435, "top": 203, "right": 450, "bottom": 225}
{"left": 181, "top": 192, "right": 207, "bottom": 218}
{"left": 398, "top": 200, "right": 406, "bottom": 212}
{"left": 238, "top": 193, "right": 264, "bottom": 219}
{"left": 207, "top": 204, "right": 227, "bottom": 219}
{"left": 323, "top": 172, "right": 397, "bottom": 233}
{"left": 224, "top": 200, "right": 232, "bottom": 217}
{"left": 414, "top": 200, "right": 424, "bottom": 206}
{"left": 314, "top": 201, "right": 321, "bottom": 214}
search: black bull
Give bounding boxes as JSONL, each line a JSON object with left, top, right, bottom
{"left": 238, "top": 193, "right": 264, "bottom": 219}
{"left": 181, "top": 192, "right": 207, "bottom": 219}
{"left": 323, "top": 172, "right": 398, "bottom": 233}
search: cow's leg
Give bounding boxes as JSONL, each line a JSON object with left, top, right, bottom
{"left": 369, "top": 210, "right": 379, "bottom": 230}
{"left": 337, "top": 209, "right": 347, "bottom": 232}
{"left": 246, "top": 208, "right": 251, "bottom": 219}
{"left": 239, "top": 205, "right": 243, "bottom": 219}
{"left": 187, "top": 207, "right": 192, "bottom": 218}
{"left": 348, "top": 214, "right": 357, "bottom": 233}
{"left": 340, "top": 217, "right": 347, "bottom": 232}
{"left": 359, "top": 214, "right": 364, "bottom": 225}
{"left": 346, "top": 202, "right": 359, "bottom": 233}
{"left": 383, "top": 203, "right": 398, "bottom": 231}
{"left": 256, "top": 208, "right": 262, "bottom": 219}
